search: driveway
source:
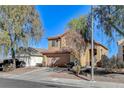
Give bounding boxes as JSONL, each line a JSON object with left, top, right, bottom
{"left": 0, "top": 67, "right": 80, "bottom": 88}
{"left": 2, "top": 67, "right": 88, "bottom": 81}
{"left": 3, "top": 67, "right": 75, "bottom": 80}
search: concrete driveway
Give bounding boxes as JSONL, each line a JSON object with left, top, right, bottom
{"left": 0, "top": 67, "right": 81, "bottom": 88}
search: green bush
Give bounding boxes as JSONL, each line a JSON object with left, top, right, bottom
{"left": 72, "top": 64, "right": 81, "bottom": 75}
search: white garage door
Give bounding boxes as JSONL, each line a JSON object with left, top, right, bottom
{"left": 30, "top": 56, "right": 43, "bottom": 66}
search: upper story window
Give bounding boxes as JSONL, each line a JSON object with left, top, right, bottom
{"left": 89, "top": 49, "right": 97, "bottom": 56}
{"left": 51, "top": 40, "right": 58, "bottom": 47}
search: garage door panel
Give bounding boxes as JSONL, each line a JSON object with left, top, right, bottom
{"left": 46, "top": 53, "right": 70, "bottom": 67}
{"left": 30, "top": 56, "right": 43, "bottom": 66}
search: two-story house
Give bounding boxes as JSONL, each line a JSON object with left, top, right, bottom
{"left": 42, "top": 31, "right": 108, "bottom": 67}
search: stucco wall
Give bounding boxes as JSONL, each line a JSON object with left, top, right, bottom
{"left": 61, "top": 36, "right": 67, "bottom": 47}
{"left": 80, "top": 43, "right": 108, "bottom": 67}
{"left": 95, "top": 44, "right": 108, "bottom": 63}
{"left": 80, "top": 48, "right": 90, "bottom": 67}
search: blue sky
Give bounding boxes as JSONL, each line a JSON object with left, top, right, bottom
{"left": 34, "top": 5, "right": 119, "bottom": 58}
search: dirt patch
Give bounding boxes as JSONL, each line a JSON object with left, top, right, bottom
{"left": 49, "top": 69, "right": 124, "bottom": 84}
{"left": 49, "top": 71, "right": 90, "bottom": 81}
{"left": 91, "top": 74, "right": 124, "bottom": 84}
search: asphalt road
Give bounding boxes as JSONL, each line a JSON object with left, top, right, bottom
{"left": 0, "top": 78, "right": 73, "bottom": 88}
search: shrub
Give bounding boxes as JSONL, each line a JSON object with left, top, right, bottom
{"left": 101, "top": 55, "right": 124, "bottom": 72}
{"left": 70, "top": 59, "right": 81, "bottom": 75}
{"left": 116, "top": 61, "right": 124, "bottom": 69}
{"left": 72, "top": 64, "right": 81, "bottom": 75}
{"left": 3, "top": 63, "right": 13, "bottom": 72}
{"left": 101, "top": 55, "right": 110, "bottom": 68}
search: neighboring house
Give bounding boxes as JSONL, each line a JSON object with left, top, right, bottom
{"left": 16, "top": 47, "right": 44, "bottom": 67}
{"left": 117, "top": 39, "right": 124, "bottom": 62}
{"left": 42, "top": 31, "right": 108, "bottom": 67}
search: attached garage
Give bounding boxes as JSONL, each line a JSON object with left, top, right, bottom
{"left": 42, "top": 50, "right": 71, "bottom": 67}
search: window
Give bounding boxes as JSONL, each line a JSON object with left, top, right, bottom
{"left": 94, "top": 49, "right": 97, "bottom": 55}
{"left": 89, "top": 49, "right": 97, "bottom": 56}
{"left": 52, "top": 40, "right": 56, "bottom": 47}
{"left": 51, "top": 40, "right": 58, "bottom": 47}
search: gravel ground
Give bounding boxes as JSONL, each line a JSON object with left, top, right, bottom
{"left": 49, "top": 72, "right": 90, "bottom": 80}
{"left": 48, "top": 68, "right": 124, "bottom": 84}
{"left": 93, "top": 74, "right": 124, "bottom": 83}
{"left": 0, "top": 67, "right": 38, "bottom": 75}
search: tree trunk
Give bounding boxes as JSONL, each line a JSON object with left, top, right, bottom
{"left": 11, "top": 47, "right": 16, "bottom": 69}
{"left": 8, "top": 31, "right": 16, "bottom": 70}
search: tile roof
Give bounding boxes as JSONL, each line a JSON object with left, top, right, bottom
{"left": 41, "top": 48, "right": 71, "bottom": 54}
{"left": 48, "top": 31, "right": 68, "bottom": 40}
{"left": 86, "top": 40, "right": 108, "bottom": 50}
{"left": 17, "top": 47, "right": 46, "bottom": 56}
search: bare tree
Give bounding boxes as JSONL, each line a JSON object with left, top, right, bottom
{"left": 65, "top": 31, "right": 85, "bottom": 62}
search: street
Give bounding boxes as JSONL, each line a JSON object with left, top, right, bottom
{"left": 0, "top": 78, "right": 74, "bottom": 88}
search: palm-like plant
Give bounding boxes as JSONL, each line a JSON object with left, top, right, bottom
{"left": 68, "top": 16, "right": 90, "bottom": 41}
